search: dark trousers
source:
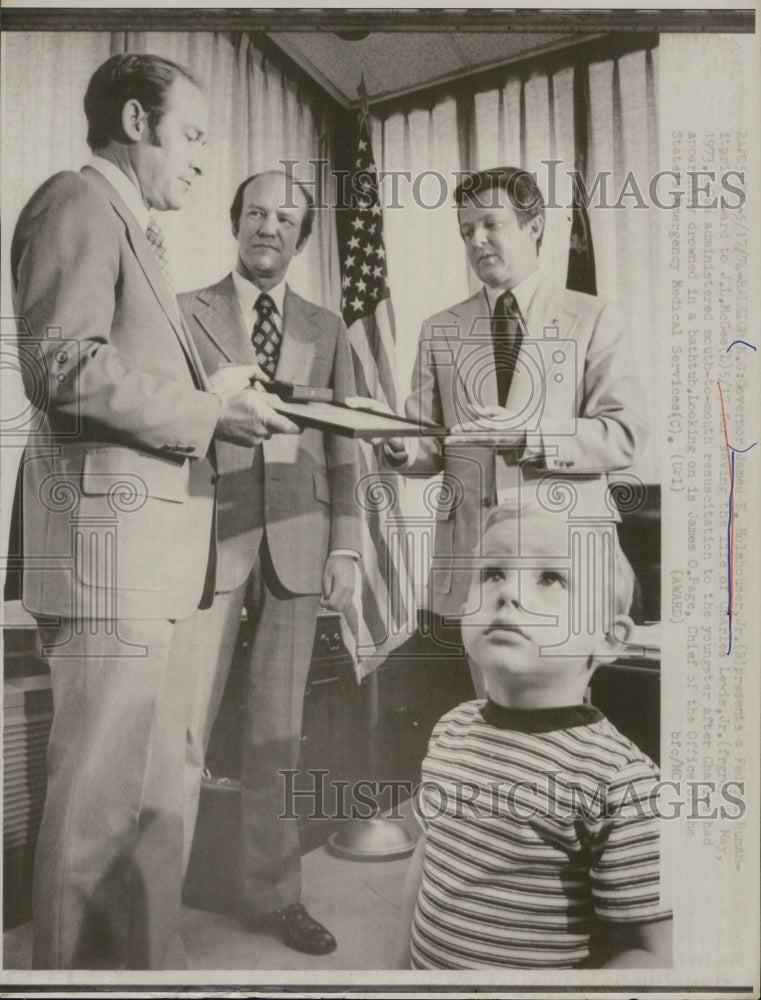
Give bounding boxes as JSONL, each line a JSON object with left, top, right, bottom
{"left": 183, "top": 539, "right": 320, "bottom": 915}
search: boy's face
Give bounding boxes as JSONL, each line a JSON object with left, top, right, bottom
{"left": 461, "top": 514, "right": 630, "bottom": 696}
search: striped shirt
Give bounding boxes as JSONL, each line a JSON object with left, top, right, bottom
{"left": 410, "top": 700, "right": 670, "bottom": 969}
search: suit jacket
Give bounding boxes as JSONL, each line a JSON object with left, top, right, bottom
{"left": 11, "top": 167, "right": 220, "bottom": 620}
{"left": 179, "top": 275, "right": 360, "bottom": 595}
{"left": 400, "top": 278, "right": 648, "bottom": 616}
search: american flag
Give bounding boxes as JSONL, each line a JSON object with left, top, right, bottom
{"left": 338, "top": 110, "right": 417, "bottom": 678}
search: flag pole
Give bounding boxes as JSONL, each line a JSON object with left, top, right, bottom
{"left": 326, "top": 74, "right": 416, "bottom": 861}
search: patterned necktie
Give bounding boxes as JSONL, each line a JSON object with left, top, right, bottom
{"left": 491, "top": 290, "right": 524, "bottom": 407}
{"left": 251, "top": 293, "right": 281, "bottom": 378}
{"left": 145, "top": 216, "right": 174, "bottom": 291}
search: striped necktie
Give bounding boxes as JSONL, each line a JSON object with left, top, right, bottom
{"left": 251, "top": 293, "right": 281, "bottom": 378}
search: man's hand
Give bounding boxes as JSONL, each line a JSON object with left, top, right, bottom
{"left": 208, "top": 363, "right": 270, "bottom": 398}
{"left": 320, "top": 554, "right": 356, "bottom": 613}
{"left": 445, "top": 405, "right": 526, "bottom": 448}
{"left": 215, "top": 388, "right": 299, "bottom": 446}
{"left": 344, "top": 396, "right": 408, "bottom": 456}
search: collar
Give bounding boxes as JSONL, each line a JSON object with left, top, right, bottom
{"left": 232, "top": 269, "right": 286, "bottom": 323}
{"left": 90, "top": 155, "right": 150, "bottom": 231}
{"left": 484, "top": 266, "right": 542, "bottom": 318}
{"left": 479, "top": 699, "right": 603, "bottom": 733}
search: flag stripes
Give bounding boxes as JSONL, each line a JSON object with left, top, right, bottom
{"left": 338, "top": 112, "right": 416, "bottom": 676}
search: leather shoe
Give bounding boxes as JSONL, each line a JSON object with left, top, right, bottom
{"left": 254, "top": 903, "right": 337, "bottom": 955}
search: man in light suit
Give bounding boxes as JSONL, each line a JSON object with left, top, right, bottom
{"left": 180, "top": 170, "right": 360, "bottom": 955}
{"left": 385, "top": 167, "right": 647, "bottom": 687}
{"left": 11, "top": 54, "right": 296, "bottom": 970}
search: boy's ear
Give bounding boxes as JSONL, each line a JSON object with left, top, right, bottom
{"left": 593, "top": 614, "right": 635, "bottom": 667}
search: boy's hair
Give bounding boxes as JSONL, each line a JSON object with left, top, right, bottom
{"left": 482, "top": 498, "right": 636, "bottom": 617}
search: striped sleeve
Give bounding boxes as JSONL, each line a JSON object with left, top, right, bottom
{"left": 591, "top": 759, "right": 671, "bottom": 925}
{"left": 416, "top": 703, "right": 484, "bottom": 833}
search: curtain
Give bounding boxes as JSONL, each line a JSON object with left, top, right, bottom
{"left": 372, "top": 45, "right": 659, "bottom": 484}
{"left": 1, "top": 31, "right": 339, "bottom": 585}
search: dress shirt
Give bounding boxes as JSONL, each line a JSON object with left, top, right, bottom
{"left": 232, "top": 269, "right": 359, "bottom": 564}
{"left": 90, "top": 156, "right": 150, "bottom": 232}
{"left": 232, "top": 269, "right": 286, "bottom": 336}
{"left": 484, "top": 265, "right": 542, "bottom": 320}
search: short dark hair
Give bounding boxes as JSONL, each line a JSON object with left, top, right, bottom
{"left": 229, "top": 171, "right": 315, "bottom": 248}
{"left": 84, "top": 53, "right": 201, "bottom": 152}
{"left": 454, "top": 166, "right": 545, "bottom": 252}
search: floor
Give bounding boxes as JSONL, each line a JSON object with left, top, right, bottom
{"left": 2, "top": 824, "right": 415, "bottom": 971}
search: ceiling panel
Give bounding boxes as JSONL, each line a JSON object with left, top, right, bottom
{"left": 452, "top": 32, "right": 573, "bottom": 69}
{"left": 270, "top": 31, "right": 586, "bottom": 108}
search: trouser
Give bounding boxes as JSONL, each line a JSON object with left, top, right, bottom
{"left": 32, "top": 616, "right": 196, "bottom": 970}
{"left": 183, "top": 539, "right": 320, "bottom": 916}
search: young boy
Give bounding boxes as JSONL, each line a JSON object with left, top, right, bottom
{"left": 396, "top": 500, "right": 672, "bottom": 969}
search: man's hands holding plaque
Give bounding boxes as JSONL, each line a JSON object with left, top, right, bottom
{"left": 360, "top": 398, "right": 528, "bottom": 458}
{"left": 444, "top": 404, "right": 527, "bottom": 449}
{"left": 211, "top": 364, "right": 300, "bottom": 446}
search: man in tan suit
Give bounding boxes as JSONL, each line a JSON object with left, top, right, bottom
{"left": 11, "top": 54, "right": 296, "bottom": 969}
{"left": 385, "top": 167, "right": 647, "bottom": 687}
{"left": 180, "top": 170, "right": 360, "bottom": 955}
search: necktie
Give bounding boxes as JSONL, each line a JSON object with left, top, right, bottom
{"left": 251, "top": 293, "right": 281, "bottom": 378}
{"left": 491, "top": 290, "right": 524, "bottom": 407}
{"left": 145, "top": 216, "right": 174, "bottom": 291}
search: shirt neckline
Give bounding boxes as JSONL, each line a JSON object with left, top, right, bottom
{"left": 479, "top": 699, "right": 603, "bottom": 733}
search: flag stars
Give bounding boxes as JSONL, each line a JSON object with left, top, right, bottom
{"left": 373, "top": 265, "right": 383, "bottom": 278}
{"left": 342, "top": 274, "right": 352, "bottom": 289}
{"left": 358, "top": 139, "right": 367, "bottom": 150}
{"left": 351, "top": 217, "right": 365, "bottom": 231}
{"left": 351, "top": 296, "right": 363, "bottom": 311}
{"left": 360, "top": 261, "right": 372, "bottom": 276}
{"left": 344, "top": 254, "right": 355, "bottom": 268}
{"left": 356, "top": 278, "right": 367, "bottom": 293}
{"left": 348, "top": 235, "right": 360, "bottom": 250}
{"left": 363, "top": 242, "right": 374, "bottom": 255}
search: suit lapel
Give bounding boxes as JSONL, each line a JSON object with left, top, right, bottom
{"left": 448, "top": 289, "right": 500, "bottom": 412}
{"left": 277, "top": 287, "right": 317, "bottom": 384}
{"left": 191, "top": 275, "right": 257, "bottom": 365}
{"left": 506, "top": 276, "right": 574, "bottom": 414}
{"left": 82, "top": 166, "right": 207, "bottom": 387}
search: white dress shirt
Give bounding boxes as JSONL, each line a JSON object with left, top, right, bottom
{"left": 90, "top": 155, "right": 150, "bottom": 231}
{"left": 232, "top": 268, "right": 286, "bottom": 338}
{"left": 484, "top": 265, "right": 542, "bottom": 320}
